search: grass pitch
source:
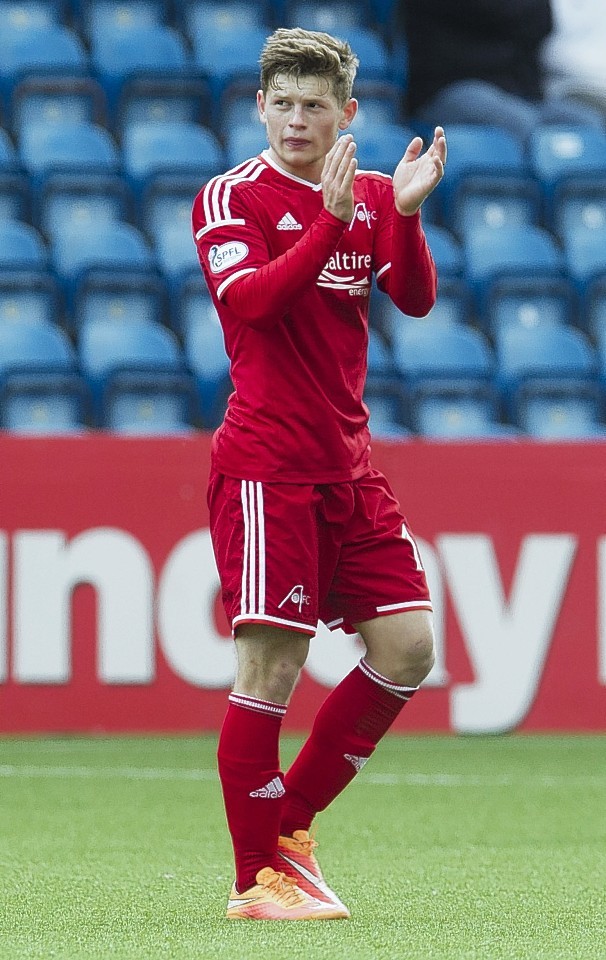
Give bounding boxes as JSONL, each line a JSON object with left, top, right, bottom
{"left": 0, "top": 734, "right": 604, "bottom": 960}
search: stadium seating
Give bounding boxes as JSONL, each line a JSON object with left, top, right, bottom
{"left": 78, "top": 315, "right": 194, "bottom": 427}
{"left": 73, "top": 272, "right": 167, "bottom": 334}
{"left": 0, "top": 317, "right": 89, "bottom": 432}
{"left": 352, "top": 121, "right": 418, "bottom": 173}
{"left": 122, "top": 120, "right": 223, "bottom": 198}
{"left": 0, "top": 125, "right": 29, "bottom": 221}
{"left": 413, "top": 395, "right": 519, "bottom": 439}
{"left": 0, "top": 272, "right": 63, "bottom": 327}
{"left": 19, "top": 120, "right": 121, "bottom": 202}
{"left": 432, "top": 124, "right": 538, "bottom": 235}
{"left": 0, "top": 219, "right": 48, "bottom": 270}
{"left": 283, "top": 0, "right": 370, "bottom": 31}
{"left": 563, "top": 225, "right": 606, "bottom": 299}
{"left": 0, "top": 23, "right": 88, "bottom": 117}
{"left": 481, "top": 276, "right": 577, "bottom": 340}
{"left": 495, "top": 323, "right": 599, "bottom": 423}
{"left": 528, "top": 125, "right": 606, "bottom": 231}
{"left": 11, "top": 75, "right": 109, "bottom": 138}
{"left": 191, "top": 24, "right": 269, "bottom": 105}
{"left": 464, "top": 224, "right": 565, "bottom": 316}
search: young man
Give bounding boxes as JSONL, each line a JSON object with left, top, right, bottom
{"left": 192, "top": 27, "right": 446, "bottom": 921}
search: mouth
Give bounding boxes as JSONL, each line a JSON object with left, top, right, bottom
{"left": 283, "top": 138, "right": 310, "bottom": 149}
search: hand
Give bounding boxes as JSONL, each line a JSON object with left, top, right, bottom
{"left": 321, "top": 134, "right": 358, "bottom": 223}
{"left": 393, "top": 126, "right": 447, "bottom": 216}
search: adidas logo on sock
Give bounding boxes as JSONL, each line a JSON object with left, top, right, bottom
{"left": 276, "top": 212, "right": 302, "bottom": 230}
{"left": 249, "top": 776, "right": 285, "bottom": 798}
{"left": 344, "top": 754, "right": 370, "bottom": 773}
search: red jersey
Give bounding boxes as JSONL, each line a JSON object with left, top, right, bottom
{"left": 192, "top": 150, "right": 437, "bottom": 483}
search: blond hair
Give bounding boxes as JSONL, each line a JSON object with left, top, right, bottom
{"left": 259, "top": 27, "right": 359, "bottom": 106}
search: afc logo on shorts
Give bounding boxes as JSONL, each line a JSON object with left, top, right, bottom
{"left": 278, "top": 584, "right": 311, "bottom": 612}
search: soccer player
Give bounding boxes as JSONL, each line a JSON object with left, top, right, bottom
{"left": 192, "top": 27, "right": 446, "bottom": 920}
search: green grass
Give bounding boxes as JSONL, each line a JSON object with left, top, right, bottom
{"left": 0, "top": 735, "right": 605, "bottom": 960}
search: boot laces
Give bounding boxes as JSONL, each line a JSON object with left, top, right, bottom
{"left": 264, "top": 870, "right": 305, "bottom": 907}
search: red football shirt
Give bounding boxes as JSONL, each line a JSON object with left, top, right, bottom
{"left": 192, "top": 151, "right": 437, "bottom": 483}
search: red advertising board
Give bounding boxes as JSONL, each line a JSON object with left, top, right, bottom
{"left": 0, "top": 435, "right": 605, "bottom": 734}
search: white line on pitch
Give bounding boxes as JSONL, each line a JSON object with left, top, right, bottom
{"left": 0, "top": 765, "right": 605, "bottom": 788}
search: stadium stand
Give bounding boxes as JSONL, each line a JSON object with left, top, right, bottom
{"left": 0, "top": 0, "right": 605, "bottom": 436}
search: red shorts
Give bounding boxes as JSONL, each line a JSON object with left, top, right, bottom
{"left": 207, "top": 467, "right": 432, "bottom": 636}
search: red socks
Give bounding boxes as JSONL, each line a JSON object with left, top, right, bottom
{"left": 280, "top": 659, "right": 417, "bottom": 836}
{"left": 218, "top": 661, "right": 418, "bottom": 888}
{"left": 217, "top": 693, "right": 287, "bottom": 892}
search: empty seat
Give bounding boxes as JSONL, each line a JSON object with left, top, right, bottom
{"left": 181, "top": 0, "right": 270, "bottom": 41}
{"left": 432, "top": 124, "right": 534, "bottom": 233}
{"left": 116, "top": 76, "right": 212, "bottom": 134}
{"left": 464, "top": 224, "right": 565, "bottom": 313}
{"left": 350, "top": 80, "right": 404, "bottom": 127}
{"left": 78, "top": 316, "right": 190, "bottom": 424}
{"left": 392, "top": 318, "right": 494, "bottom": 389}
{"left": 338, "top": 28, "right": 391, "bottom": 82}
{"left": 141, "top": 176, "right": 201, "bottom": 247}
{"left": 284, "top": 0, "right": 370, "bottom": 31}
{"left": 52, "top": 221, "right": 156, "bottom": 307}
{"left": 495, "top": 323, "right": 598, "bottom": 419}
{"left": 0, "top": 1, "right": 63, "bottom": 29}
{"left": 517, "top": 390, "right": 606, "bottom": 439}
{"left": 19, "top": 120, "right": 120, "bottom": 198}
{"left": 528, "top": 125, "right": 606, "bottom": 227}
{"left": 414, "top": 395, "right": 517, "bottom": 439}
{"left": 563, "top": 225, "right": 606, "bottom": 298}
{"left": 173, "top": 273, "right": 218, "bottom": 337}
{"left": 90, "top": 23, "right": 191, "bottom": 115}
{"left": 191, "top": 24, "right": 269, "bottom": 104}
{"left": 11, "top": 75, "right": 109, "bottom": 138}
{"left": 363, "top": 377, "right": 410, "bottom": 438}
{"left": 423, "top": 225, "right": 464, "bottom": 278}
{"left": 377, "top": 276, "right": 470, "bottom": 334}
{"left": 0, "top": 317, "right": 88, "bottom": 433}
{"left": 0, "top": 272, "right": 62, "bottom": 327}
{"left": 482, "top": 276, "right": 577, "bottom": 339}
{"left": 73, "top": 273, "right": 167, "bottom": 334}
{"left": 122, "top": 121, "right": 223, "bottom": 196}
{"left": 82, "top": 0, "right": 168, "bottom": 38}
{"left": 0, "top": 24, "right": 87, "bottom": 113}
{"left": 38, "top": 172, "right": 133, "bottom": 240}
{"left": 154, "top": 224, "right": 201, "bottom": 292}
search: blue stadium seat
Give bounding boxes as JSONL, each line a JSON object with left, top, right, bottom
{"left": 0, "top": 220, "right": 47, "bottom": 271}
{"left": 350, "top": 80, "right": 405, "bottom": 127}
{"left": 481, "top": 276, "right": 577, "bottom": 340}
{"left": 0, "top": 272, "right": 62, "bottom": 327}
{"left": 224, "top": 123, "right": 268, "bottom": 168}
{"left": 38, "top": 172, "right": 133, "bottom": 240}
{"left": 464, "top": 224, "right": 565, "bottom": 314}
{"left": 414, "top": 394, "right": 517, "bottom": 439}
{"left": 81, "top": 0, "right": 169, "bottom": 38}
{"left": 495, "top": 323, "right": 598, "bottom": 420}
{"left": 0, "top": 1, "right": 63, "bottom": 28}
{"left": 516, "top": 389, "right": 606, "bottom": 439}
{"left": 102, "top": 374, "right": 198, "bottom": 434}
{"left": 528, "top": 125, "right": 606, "bottom": 229}
{"left": 183, "top": 317, "right": 231, "bottom": 428}
{"left": 430, "top": 125, "right": 534, "bottom": 233}
{"left": 122, "top": 121, "right": 223, "bottom": 197}
{"left": 0, "top": 317, "right": 89, "bottom": 433}
{"left": 51, "top": 221, "right": 156, "bottom": 309}
{"left": 352, "top": 122, "right": 418, "bottom": 173}
{"left": 376, "top": 276, "right": 471, "bottom": 334}
{"left": 0, "top": 23, "right": 87, "bottom": 116}
{"left": 11, "top": 76, "right": 108, "bottom": 138}
{"left": 180, "top": 0, "right": 271, "bottom": 41}
{"left": 392, "top": 318, "right": 494, "bottom": 388}
{"left": 19, "top": 120, "right": 120, "bottom": 199}
{"left": 73, "top": 273, "right": 167, "bottom": 334}
{"left": 585, "top": 276, "right": 606, "bottom": 342}
{"left": 78, "top": 316, "right": 190, "bottom": 424}
{"left": 90, "top": 23, "right": 191, "bottom": 116}
{"left": 191, "top": 24, "right": 270, "bottom": 105}
{"left": 116, "top": 76, "right": 212, "bottom": 134}
{"left": 284, "top": 0, "right": 370, "bottom": 31}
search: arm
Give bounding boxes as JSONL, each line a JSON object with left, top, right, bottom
{"left": 224, "top": 136, "right": 358, "bottom": 330}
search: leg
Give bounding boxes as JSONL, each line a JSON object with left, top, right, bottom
{"left": 218, "top": 624, "right": 309, "bottom": 893}
{"left": 280, "top": 610, "right": 435, "bottom": 836}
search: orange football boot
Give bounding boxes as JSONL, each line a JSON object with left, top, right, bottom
{"left": 226, "top": 866, "right": 349, "bottom": 920}
{"left": 277, "top": 830, "right": 350, "bottom": 916}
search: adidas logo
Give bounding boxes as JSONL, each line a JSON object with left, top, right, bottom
{"left": 277, "top": 212, "right": 302, "bottom": 230}
{"left": 344, "top": 754, "right": 370, "bottom": 773}
{"left": 249, "top": 776, "right": 285, "bottom": 798}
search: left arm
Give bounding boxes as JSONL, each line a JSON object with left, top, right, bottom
{"left": 380, "top": 126, "right": 447, "bottom": 317}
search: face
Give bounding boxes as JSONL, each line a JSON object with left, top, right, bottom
{"left": 257, "top": 73, "right": 357, "bottom": 183}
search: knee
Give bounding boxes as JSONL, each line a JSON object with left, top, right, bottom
{"left": 403, "top": 622, "right": 435, "bottom": 684}
{"left": 234, "top": 627, "right": 310, "bottom": 704}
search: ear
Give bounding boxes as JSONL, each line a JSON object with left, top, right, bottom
{"left": 338, "top": 97, "right": 358, "bottom": 131}
{"left": 257, "top": 89, "right": 267, "bottom": 125}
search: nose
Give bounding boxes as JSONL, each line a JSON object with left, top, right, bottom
{"left": 288, "top": 104, "right": 306, "bottom": 128}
